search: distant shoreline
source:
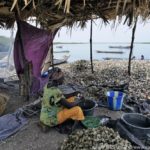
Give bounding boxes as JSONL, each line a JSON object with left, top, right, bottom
{"left": 54, "top": 42, "right": 150, "bottom": 44}
{"left": 0, "top": 36, "right": 150, "bottom": 45}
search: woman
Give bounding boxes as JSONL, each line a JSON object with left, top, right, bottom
{"left": 40, "top": 85, "right": 84, "bottom": 129}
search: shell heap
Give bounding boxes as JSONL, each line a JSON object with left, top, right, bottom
{"left": 62, "top": 60, "right": 150, "bottom": 102}
{"left": 60, "top": 126, "right": 133, "bottom": 150}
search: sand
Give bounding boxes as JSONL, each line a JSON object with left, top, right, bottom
{"left": 0, "top": 60, "right": 150, "bottom": 150}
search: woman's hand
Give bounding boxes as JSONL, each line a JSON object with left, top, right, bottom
{"left": 60, "top": 98, "right": 81, "bottom": 108}
{"left": 74, "top": 99, "right": 81, "bottom": 105}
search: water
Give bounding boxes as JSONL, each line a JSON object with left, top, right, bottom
{"left": 54, "top": 43, "right": 150, "bottom": 62}
{"left": 0, "top": 52, "right": 8, "bottom": 59}
{"left": 0, "top": 43, "right": 149, "bottom": 63}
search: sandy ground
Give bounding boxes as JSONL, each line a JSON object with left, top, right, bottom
{"left": 0, "top": 84, "right": 123, "bottom": 150}
{"left": 0, "top": 60, "right": 149, "bottom": 150}
{"left": 0, "top": 83, "right": 67, "bottom": 150}
{"left": 0, "top": 117, "right": 66, "bottom": 150}
{"left": 0, "top": 108, "right": 123, "bottom": 150}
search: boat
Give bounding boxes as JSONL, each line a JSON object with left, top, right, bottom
{"left": 54, "top": 50, "right": 70, "bottom": 53}
{"left": 109, "top": 46, "right": 131, "bottom": 49}
{"left": 53, "top": 55, "right": 70, "bottom": 65}
{"left": 56, "top": 46, "right": 63, "bottom": 48}
{"left": 0, "top": 56, "right": 8, "bottom": 68}
{"left": 0, "top": 62, "right": 7, "bottom": 68}
{"left": 41, "top": 55, "right": 70, "bottom": 75}
{"left": 96, "top": 50, "right": 124, "bottom": 54}
{"left": 103, "top": 57, "right": 123, "bottom": 60}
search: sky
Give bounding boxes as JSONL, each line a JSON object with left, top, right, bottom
{"left": 0, "top": 19, "right": 150, "bottom": 43}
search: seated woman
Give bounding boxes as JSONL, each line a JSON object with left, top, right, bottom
{"left": 40, "top": 85, "right": 84, "bottom": 131}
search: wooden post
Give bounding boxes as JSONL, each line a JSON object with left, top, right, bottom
{"left": 90, "top": 19, "right": 94, "bottom": 73}
{"left": 128, "top": 17, "right": 138, "bottom": 76}
{"left": 15, "top": 12, "right": 26, "bottom": 64}
{"left": 51, "top": 33, "right": 54, "bottom": 69}
{"left": 15, "top": 11, "right": 30, "bottom": 101}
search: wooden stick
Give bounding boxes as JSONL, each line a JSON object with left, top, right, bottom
{"left": 90, "top": 19, "right": 94, "bottom": 73}
{"left": 51, "top": 33, "right": 54, "bottom": 69}
{"left": 128, "top": 17, "right": 138, "bottom": 76}
{"left": 15, "top": 11, "right": 26, "bottom": 65}
{"left": 15, "top": 11, "right": 30, "bottom": 101}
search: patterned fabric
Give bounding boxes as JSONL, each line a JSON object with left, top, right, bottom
{"left": 40, "top": 86, "right": 85, "bottom": 127}
{"left": 40, "top": 86, "right": 64, "bottom": 127}
{"left": 57, "top": 106, "right": 85, "bottom": 124}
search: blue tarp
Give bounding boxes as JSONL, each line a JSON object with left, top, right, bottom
{"left": 0, "top": 109, "right": 28, "bottom": 140}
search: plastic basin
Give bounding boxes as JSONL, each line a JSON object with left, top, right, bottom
{"left": 121, "top": 113, "right": 150, "bottom": 140}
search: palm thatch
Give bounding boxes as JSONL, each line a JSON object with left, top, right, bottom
{"left": 0, "top": 0, "right": 150, "bottom": 29}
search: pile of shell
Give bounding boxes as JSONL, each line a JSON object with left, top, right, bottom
{"left": 60, "top": 127, "right": 133, "bottom": 150}
{"left": 70, "top": 60, "right": 91, "bottom": 72}
{"left": 61, "top": 60, "right": 150, "bottom": 102}
{"left": 128, "top": 61, "right": 150, "bottom": 101}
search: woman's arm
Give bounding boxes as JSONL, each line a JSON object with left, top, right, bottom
{"left": 60, "top": 98, "right": 80, "bottom": 109}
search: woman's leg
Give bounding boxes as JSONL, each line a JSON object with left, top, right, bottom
{"left": 57, "top": 106, "right": 84, "bottom": 124}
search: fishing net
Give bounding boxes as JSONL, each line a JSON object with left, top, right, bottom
{"left": 0, "top": 28, "right": 18, "bottom": 82}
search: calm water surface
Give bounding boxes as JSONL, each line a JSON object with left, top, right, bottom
{"left": 0, "top": 43, "right": 149, "bottom": 63}
{"left": 54, "top": 43, "right": 150, "bottom": 62}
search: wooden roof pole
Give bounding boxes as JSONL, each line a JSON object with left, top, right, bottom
{"left": 128, "top": 16, "right": 138, "bottom": 76}
{"left": 90, "top": 19, "right": 94, "bottom": 73}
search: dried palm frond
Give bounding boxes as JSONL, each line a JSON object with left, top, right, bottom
{"left": 122, "top": 0, "right": 128, "bottom": 15}
{"left": 21, "top": 0, "right": 32, "bottom": 10}
{"left": 64, "top": 0, "right": 71, "bottom": 13}
{"left": 32, "top": 0, "right": 36, "bottom": 9}
{"left": 55, "top": 0, "right": 63, "bottom": 8}
{"left": 0, "top": 0, "right": 150, "bottom": 29}
{"left": 10, "top": 0, "right": 18, "bottom": 11}
{"left": 24, "top": 0, "right": 28, "bottom": 6}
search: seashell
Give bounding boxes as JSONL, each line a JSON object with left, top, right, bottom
{"left": 60, "top": 60, "right": 150, "bottom": 115}
{"left": 60, "top": 127, "right": 133, "bottom": 150}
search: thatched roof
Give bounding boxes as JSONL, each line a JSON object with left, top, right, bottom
{"left": 0, "top": 0, "right": 150, "bottom": 30}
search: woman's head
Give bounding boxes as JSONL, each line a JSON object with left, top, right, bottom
{"left": 47, "top": 67, "right": 64, "bottom": 87}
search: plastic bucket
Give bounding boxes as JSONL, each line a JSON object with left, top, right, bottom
{"left": 106, "top": 91, "right": 126, "bottom": 110}
{"left": 78, "top": 100, "right": 96, "bottom": 116}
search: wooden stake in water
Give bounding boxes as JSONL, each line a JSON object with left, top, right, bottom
{"left": 90, "top": 19, "right": 94, "bottom": 73}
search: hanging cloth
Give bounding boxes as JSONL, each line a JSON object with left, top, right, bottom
{"left": 14, "top": 21, "right": 56, "bottom": 94}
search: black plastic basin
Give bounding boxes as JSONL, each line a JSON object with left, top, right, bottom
{"left": 79, "top": 100, "right": 96, "bottom": 116}
{"left": 121, "top": 113, "right": 150, "bottom": 140}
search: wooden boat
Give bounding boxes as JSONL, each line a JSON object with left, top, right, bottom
{"left": 56, "top": 46, "right": 63, "bottom": 48}
{"left": 0, "top": 62, "right": 7, "bottom": 68}
{"left": 96, "top": 50, "right": 124, "bottom": 54}
{"left": 0, "top": 56, "right": 8, "bottom": 68}
{"left": 109, "top": 46, "right": 131, "bottom": 49}
{"left": 41, "top": 55, "right": 70, "bottom": 74}
{"left": 54, "top": 50, "right": 70, "bottom": 53}
{"left": 103, "top": 57, "right": 123, "bottom": 60}
{"left": 53, "top": 55, "right": 70, "bottom": 65}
